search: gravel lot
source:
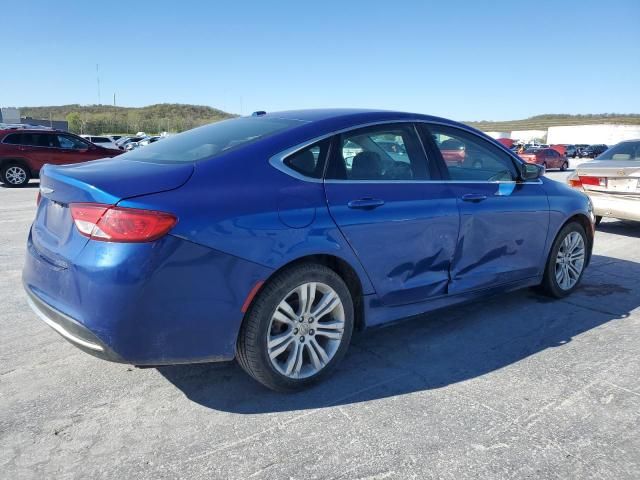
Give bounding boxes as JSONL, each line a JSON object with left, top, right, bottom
{"left": 2, "top": 165, "right": 639, "bottom": 479}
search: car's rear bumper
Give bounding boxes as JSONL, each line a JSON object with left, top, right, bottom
{"left": 23, "top": 229, "right": 274, "bottom": 365}
{"left": 25, "top": 285, "right": 124, "bottom": 362}
{"left": 588, "top": 191, "right": 640, "bottom": 221}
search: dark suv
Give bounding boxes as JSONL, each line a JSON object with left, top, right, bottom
{"left": 0, "top": 129, "right": 122, "bottom": 187}
{"left": 580, "top": 144, "right": 608, "bottom": 158}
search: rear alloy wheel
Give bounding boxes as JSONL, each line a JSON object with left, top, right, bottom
{"left": 540, "top": 222, "right": 587, "bottom": 298}
{"left": 237, "top": 263, "right": 354, "bottom": 391}
{"left": 1, "top": 163, "right": 31, "bottom": 187}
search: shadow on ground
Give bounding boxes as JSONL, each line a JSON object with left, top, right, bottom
{"left": 0, "top": 181, "right": 39, "bottom": 189}
{"left": 158, "top": 254, "right": 638, "bottom": 413}
{"left": 597, "top": 219, "right": 640, "bottom": 238}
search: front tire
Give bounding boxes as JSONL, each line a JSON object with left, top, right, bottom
{"left": 1, "top": 163, "right": 31, "bottom": 187}
{"left": 539, "top": 222, "right": 588, "bottom": 298}
{"left": 237, "top": 263, "right": 354, "bottom": 392}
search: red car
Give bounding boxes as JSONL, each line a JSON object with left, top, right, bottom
{"left": 550, "top": 144, "right": 566, "bottom": 157}
{"left": 518, "top": 147, "right": 569, "bottom": 171}
{"left": 0, "top": 129, "right": 123, "bottom": 187}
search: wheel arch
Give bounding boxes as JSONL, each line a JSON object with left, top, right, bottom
{"left": 551, "top": 213, "right": 594, "bottom": 267}
{"left": 246, "top": 253, "right": 368, "bottom": 332}
{"left": 0, "top": 157, "right": 33, "bottom": 174}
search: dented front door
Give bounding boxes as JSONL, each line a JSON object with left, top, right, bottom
{"left": 448, "top": 181, "right": 549, "bottom": 294}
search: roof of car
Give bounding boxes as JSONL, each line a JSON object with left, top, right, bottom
{"left": 0, "top": 128, "right": 66, "bottom": 135}
{"left": 264, "top": 108, "right": 460, "bottom": 125}
{"left": 256, "top": 108, "right": 475, "bottom": 146}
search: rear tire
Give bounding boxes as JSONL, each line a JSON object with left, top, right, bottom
{"left": 237, "top": 263, "right": 354, "bottom": 392}
{"left": 1, "top": 162, "right": 31, "bottom": 187}
{"left": 539, "top": 222, "right": 588, "bottom": 298}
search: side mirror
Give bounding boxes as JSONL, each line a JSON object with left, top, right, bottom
{"left": 521, "top": 162, "right": 544, "bottom": 181}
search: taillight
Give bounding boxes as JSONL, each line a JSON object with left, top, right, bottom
{"left": 567, "top": 176, "right": 606, "bottom": 188}
{"left": 70, "top": 203, "right": 177, "bottom": 242}
{"left": 579, "top": 176, "right": 606, "bottom": 187}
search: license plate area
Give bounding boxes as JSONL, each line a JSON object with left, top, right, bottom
{"left": 43, "top": 200, "right": 69, "bottom": 237}
{"left": 607, "top": 178, "right": 638, "bottom": 192}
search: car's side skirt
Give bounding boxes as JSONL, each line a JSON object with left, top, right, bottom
{"left": 363, "top": 276, "right": 542, "bottom": 329}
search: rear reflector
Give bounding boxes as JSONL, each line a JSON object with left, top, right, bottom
{"left": 70, "top": 203, "right": 177, "bottom": 242}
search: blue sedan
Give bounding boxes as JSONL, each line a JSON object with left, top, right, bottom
{"left": 23, "top": 109, "right": 595, "bottom": 391}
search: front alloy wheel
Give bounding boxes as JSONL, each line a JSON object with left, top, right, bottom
{"left": 540, "top": 222, "right": 588, "bottom": 298}
{"left": 237, "top": 263, "right": 354, "bottom": 391}
{"left": 554, "top": 231, "right": 585, "bottom": 290}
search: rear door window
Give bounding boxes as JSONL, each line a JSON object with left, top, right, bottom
{"left": 326, "top": 123, "right": 429, "bottom": 180}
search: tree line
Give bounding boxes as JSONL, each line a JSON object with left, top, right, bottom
{"left": 20, "top": 104, "right": 235, "bottom": 135}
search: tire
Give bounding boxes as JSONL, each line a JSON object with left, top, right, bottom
{"left": 237, "top": 263, "right": 354, "bottom": 392}
{"left": 542, "top": 162, "right": 547, "bottom": 171}
{"left": 1, "top": 162, "right": 31, "bottom": 187}
{"left": 539, "top": 222, "right": 588, "bottom": 298}
{"left": 595, "top": 216, "right": 603, "bottom": 226}
{"left": 561, "top": 161, "right": 568, "bottom": 171}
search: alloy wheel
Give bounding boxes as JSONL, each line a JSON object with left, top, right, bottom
{"left": 267, "top": 282, "right": 345, "bottom": 379}
{"left": 5, "top": 166, "right": 27, "bottom": 185}
{"left": 554, "top": 231, "right": 585, "bottom": 290}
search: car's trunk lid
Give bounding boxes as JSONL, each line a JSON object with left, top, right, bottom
{"left": 32, "top": 158, "right": 193, "bottom": 266}
{"left": 576, "top": 160, "right": 640, "bottom": 194}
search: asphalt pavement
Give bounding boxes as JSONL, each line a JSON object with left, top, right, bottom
{"left": 1, "top": 165, "right": 639, "bottom": 479}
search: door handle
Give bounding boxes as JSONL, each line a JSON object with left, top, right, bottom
{"left": 347, "top": 198, "right": 385, "bottom": 210}
{"left": 461, "top": 193, "right": 487, "bottom": 202}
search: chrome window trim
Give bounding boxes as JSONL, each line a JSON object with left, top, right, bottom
{"left": 269, "top": 119, "right": 531, "bottom": 185}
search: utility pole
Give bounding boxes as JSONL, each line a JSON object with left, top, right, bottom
{"left": 113, "top": 93, "right": 116, "bottom": 106}
{"left": 96, "top": 64, "right": 101, "bottom": 105}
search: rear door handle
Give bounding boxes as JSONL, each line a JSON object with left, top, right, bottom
{"left": 347, "top": 198, "right": 385, "bottom": 210}
{"left": 461, "top": 193, "right": 487, "bottom": 202}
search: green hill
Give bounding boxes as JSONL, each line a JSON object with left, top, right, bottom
{"left": 17, "top": 106, "right": 640, "bottom": 135}
{"left": 19, "top": 104, "right": 236, "bottom": 135}
{"left": 464, "top": 114, "right": 640, "bottom": 132}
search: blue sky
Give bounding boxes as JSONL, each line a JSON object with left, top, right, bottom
{"left": 3, "top": 0, "right": 639, "bottom": 120}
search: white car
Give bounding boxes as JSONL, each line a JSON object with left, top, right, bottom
{"left": 80, "top": 135, "right": 121, "bottom": 150}
{"left": 137, "top": 136, "right": 163, "bottom": 147}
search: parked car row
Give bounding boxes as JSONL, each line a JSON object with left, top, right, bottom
{"left": 117, "top": 134, "right": 165, "bottom": 151}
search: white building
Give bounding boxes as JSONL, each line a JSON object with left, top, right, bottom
{"left": 509, "top": 130, "right": 547, "bottom": 143}
{"left": 0, "top": 107, "right": 20, "bottom": 124}
{"left": 484, "top": 131, "right": 510, "bottom": 139}
{"left": 547, "top": 124, "right": 640, "bottom": 145}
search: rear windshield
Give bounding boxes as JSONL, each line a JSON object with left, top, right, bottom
{"left": 120, "top": 117, "right": 301, "bottom": 163}
{"left": 596, "top": 142, "right": 640, "bottom": 161}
